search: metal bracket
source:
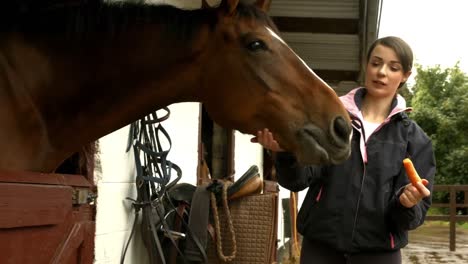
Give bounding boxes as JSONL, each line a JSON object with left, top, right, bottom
{"left": 72, "top": 188, "right": 97, "bottom": 205}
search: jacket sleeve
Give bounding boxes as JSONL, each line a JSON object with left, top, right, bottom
{"left": 388, "top": 124, "right": 436, "bottom": 231}
{"left": 274, "top": 152, "right": 324, "bottom": 192}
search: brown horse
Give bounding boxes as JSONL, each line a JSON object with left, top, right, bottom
{"left": 0, "top": 0, "right": 352, "bottom": 173}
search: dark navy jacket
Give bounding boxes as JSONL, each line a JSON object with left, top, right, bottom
{"left": 275, "top": 88, "right": 436, "bottom": 253}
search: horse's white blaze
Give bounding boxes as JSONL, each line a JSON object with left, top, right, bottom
{"left": 266, "top": 27, "right": 332, "bottom": 90}
{"left": 266, "top": 27, "right": 286, "bottom": 45}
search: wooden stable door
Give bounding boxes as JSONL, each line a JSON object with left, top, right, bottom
{"left": 0, "top": 171, "right": 96, "bottom": 264}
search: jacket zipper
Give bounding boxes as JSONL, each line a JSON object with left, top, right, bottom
{"left": 350, "top": 115, "right": 396, "bottom": 240}
{"left": 349, "top": 113, "right": 397, "bottom": 243}
{"left": 351, "top": 159, "right": 367, "bottom": 242}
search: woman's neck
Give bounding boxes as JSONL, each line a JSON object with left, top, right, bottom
{"left": 361, "top": 94, "right": 394, "bottom": 123}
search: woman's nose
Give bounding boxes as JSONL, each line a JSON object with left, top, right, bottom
{"left": 377, "top": 65, "right": 387, "bottom": 76}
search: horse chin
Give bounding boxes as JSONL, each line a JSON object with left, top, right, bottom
{"left": 295, "top": 124, "right": 350, "bottom": 165}
{"left": 295, "top": 137, "right": 330, "bottom": 165}
{"left": 329, "top": 147, "right": 351, "bottom": 164}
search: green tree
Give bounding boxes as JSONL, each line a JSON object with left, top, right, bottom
{"left": 404, "top": 63, "right": 468, "bottom": 185}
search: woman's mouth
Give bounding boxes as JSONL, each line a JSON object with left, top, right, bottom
{"left": 373, "top": 80, "right": 386, "bottom": 86}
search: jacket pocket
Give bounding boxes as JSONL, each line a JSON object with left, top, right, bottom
{"left": 389, "top": 233, "right": 395, "bottom": 249}
{"left": 297, "top": 184, "right": 323, "bottom": 234}
{"left": 315, "top": 186, "right": 323, "bottom": 202}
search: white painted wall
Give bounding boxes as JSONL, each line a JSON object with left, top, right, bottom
{"left": 94, "top": 125, "right": 147, "bottom": 264}
{"left": 233, "top": 131, "right": 263, "bottom": 179}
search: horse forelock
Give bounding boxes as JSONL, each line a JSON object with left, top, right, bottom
{"left": 235, "top": 3, "right": 277, "bottom": 31}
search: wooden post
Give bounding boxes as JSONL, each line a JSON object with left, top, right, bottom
{"left": 465, "top": 191, "right": 468, "bottom": 206}
{"left": 289, "top": 192, "right": 300, "bottom": 259}
{"left": 449, "top": 186, "right": 456, "bottom": 251}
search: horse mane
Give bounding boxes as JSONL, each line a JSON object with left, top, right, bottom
{"left": 0, "top": 1, "right": 276, "bottom": 42}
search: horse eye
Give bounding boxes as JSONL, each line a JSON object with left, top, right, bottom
{"left": 246, "top": 40, "right": 267, "bottom": 52}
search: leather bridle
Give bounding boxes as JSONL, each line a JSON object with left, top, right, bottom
{"left": 121, "top": 107, "right": 207, "bottom": 264}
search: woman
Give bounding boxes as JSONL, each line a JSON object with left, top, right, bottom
{"left": 252, "top": 36, "right": 436, "bottom": 264}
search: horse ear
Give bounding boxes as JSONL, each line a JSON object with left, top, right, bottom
{"left": 254, "top": 0, "right": 271, "bottom": 11}
{"left": 201, "top": 0, "right": 220, "bottom": 8}
{"left": 222, "top": 0, "right": 239, "bottom": 15}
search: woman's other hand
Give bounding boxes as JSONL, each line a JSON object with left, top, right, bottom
{"left": 250, "top": 128, "right": 284, "bottom": 152}
{"left": 399, "top": 179, "right": 431, "bottom": 208}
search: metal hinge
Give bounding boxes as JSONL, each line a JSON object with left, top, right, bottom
{"left": 72, "top": 188, "right": 97, "bottom": 205}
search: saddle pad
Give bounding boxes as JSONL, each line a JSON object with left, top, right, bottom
{"left": 207, "top": 192, "right": 278, "bottom": 264}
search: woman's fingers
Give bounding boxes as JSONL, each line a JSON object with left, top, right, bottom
{"left": 421, "top": 179, "right": 429, "bottom": 186}
{"left": 405, "top": 187, "right": 419, "bottom": 203}
{"left": 415, "top": 181, "right": 431, "bottom": 197}
{"left": 251, "top": 128, "right": 284, "bottom": 152}
{"left": 250, "top": 130, "right": 265, "bottom": 144}
{"left": 399, "top": 182, "right": 431, "bottom": 208}
{"left": 264, "top": 129, "right": 284, "bottom": 151}
{"left": 399, "top": 192, "right": 412, "bottom": 208}
{"left": 400, "top": 188, "right": 418, "bottom": 208}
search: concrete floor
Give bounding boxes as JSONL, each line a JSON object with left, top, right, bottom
{"left": 402, "top": 222, "right": 468, "bottom": 264}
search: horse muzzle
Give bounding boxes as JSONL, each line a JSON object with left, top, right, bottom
{"left": 296, "top": 116, "right": 352, "bottom": 165}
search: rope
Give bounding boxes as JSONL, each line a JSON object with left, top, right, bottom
{"left": 210, "top": 181, "right": 237, "bottom": 262}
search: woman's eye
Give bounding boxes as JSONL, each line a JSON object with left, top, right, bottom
{"left": 246, "top": 40, "right": 268, "bottom": 52}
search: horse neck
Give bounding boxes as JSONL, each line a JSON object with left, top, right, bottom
{"left": 49, "top": 26, "right": 210, "bottom": 149}
{"left": 2, "top": 25, "right": 209, "bottom": 172}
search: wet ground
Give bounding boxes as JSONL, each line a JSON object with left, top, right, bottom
{"left": 278, "top": 222, "right": 468, "bottom": 264}
{"left": 402, "top": 222, "right": 468, "bottom": 264}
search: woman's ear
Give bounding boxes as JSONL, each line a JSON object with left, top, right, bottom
{"left": 403, "top": 70, "right": 412, "bottom": 82}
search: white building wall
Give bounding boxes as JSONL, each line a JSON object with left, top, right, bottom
{"left": 233, "top": 131, "right": 263, "bottom": 179}
{"left": 94, "top": 125, "right": 147, "bottom": 264}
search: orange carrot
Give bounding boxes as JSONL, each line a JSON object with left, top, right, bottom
{"left": 403, "top": 158, "right": 422, "bottom": 186}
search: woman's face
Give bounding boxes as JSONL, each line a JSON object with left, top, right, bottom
{"left": 365, "top": 44, "right": 411, "bottom": 99}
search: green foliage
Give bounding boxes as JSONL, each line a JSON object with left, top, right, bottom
{"left": 399, "top": 83, "right": 413, "bottom": 103}
{"left": 405, "top": 63, "right": 468, "bottom": 185}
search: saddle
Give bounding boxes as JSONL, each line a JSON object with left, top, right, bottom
{"left": 161, "top": 165, "right": 263, "bottom": 263}
{"left": 167, "top": 165, "right": 262, "bottom": 204}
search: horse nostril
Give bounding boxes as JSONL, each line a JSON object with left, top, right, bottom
{"left": 332, "top": 116, "right": 351, "bottom": 144}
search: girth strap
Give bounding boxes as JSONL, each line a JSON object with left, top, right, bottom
{"left": 184, "top": 184, "right": 211, "bottom": 262}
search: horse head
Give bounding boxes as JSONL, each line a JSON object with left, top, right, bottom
{"left": 199, "top": 0, "right": 352, "bottom": 165}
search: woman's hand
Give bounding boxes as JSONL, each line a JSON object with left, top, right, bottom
{"left": 399, "top": 179, "right": 430, "bottom": 208}
{"left": 250, "top": 128, "right": 284, "bottom": 152}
